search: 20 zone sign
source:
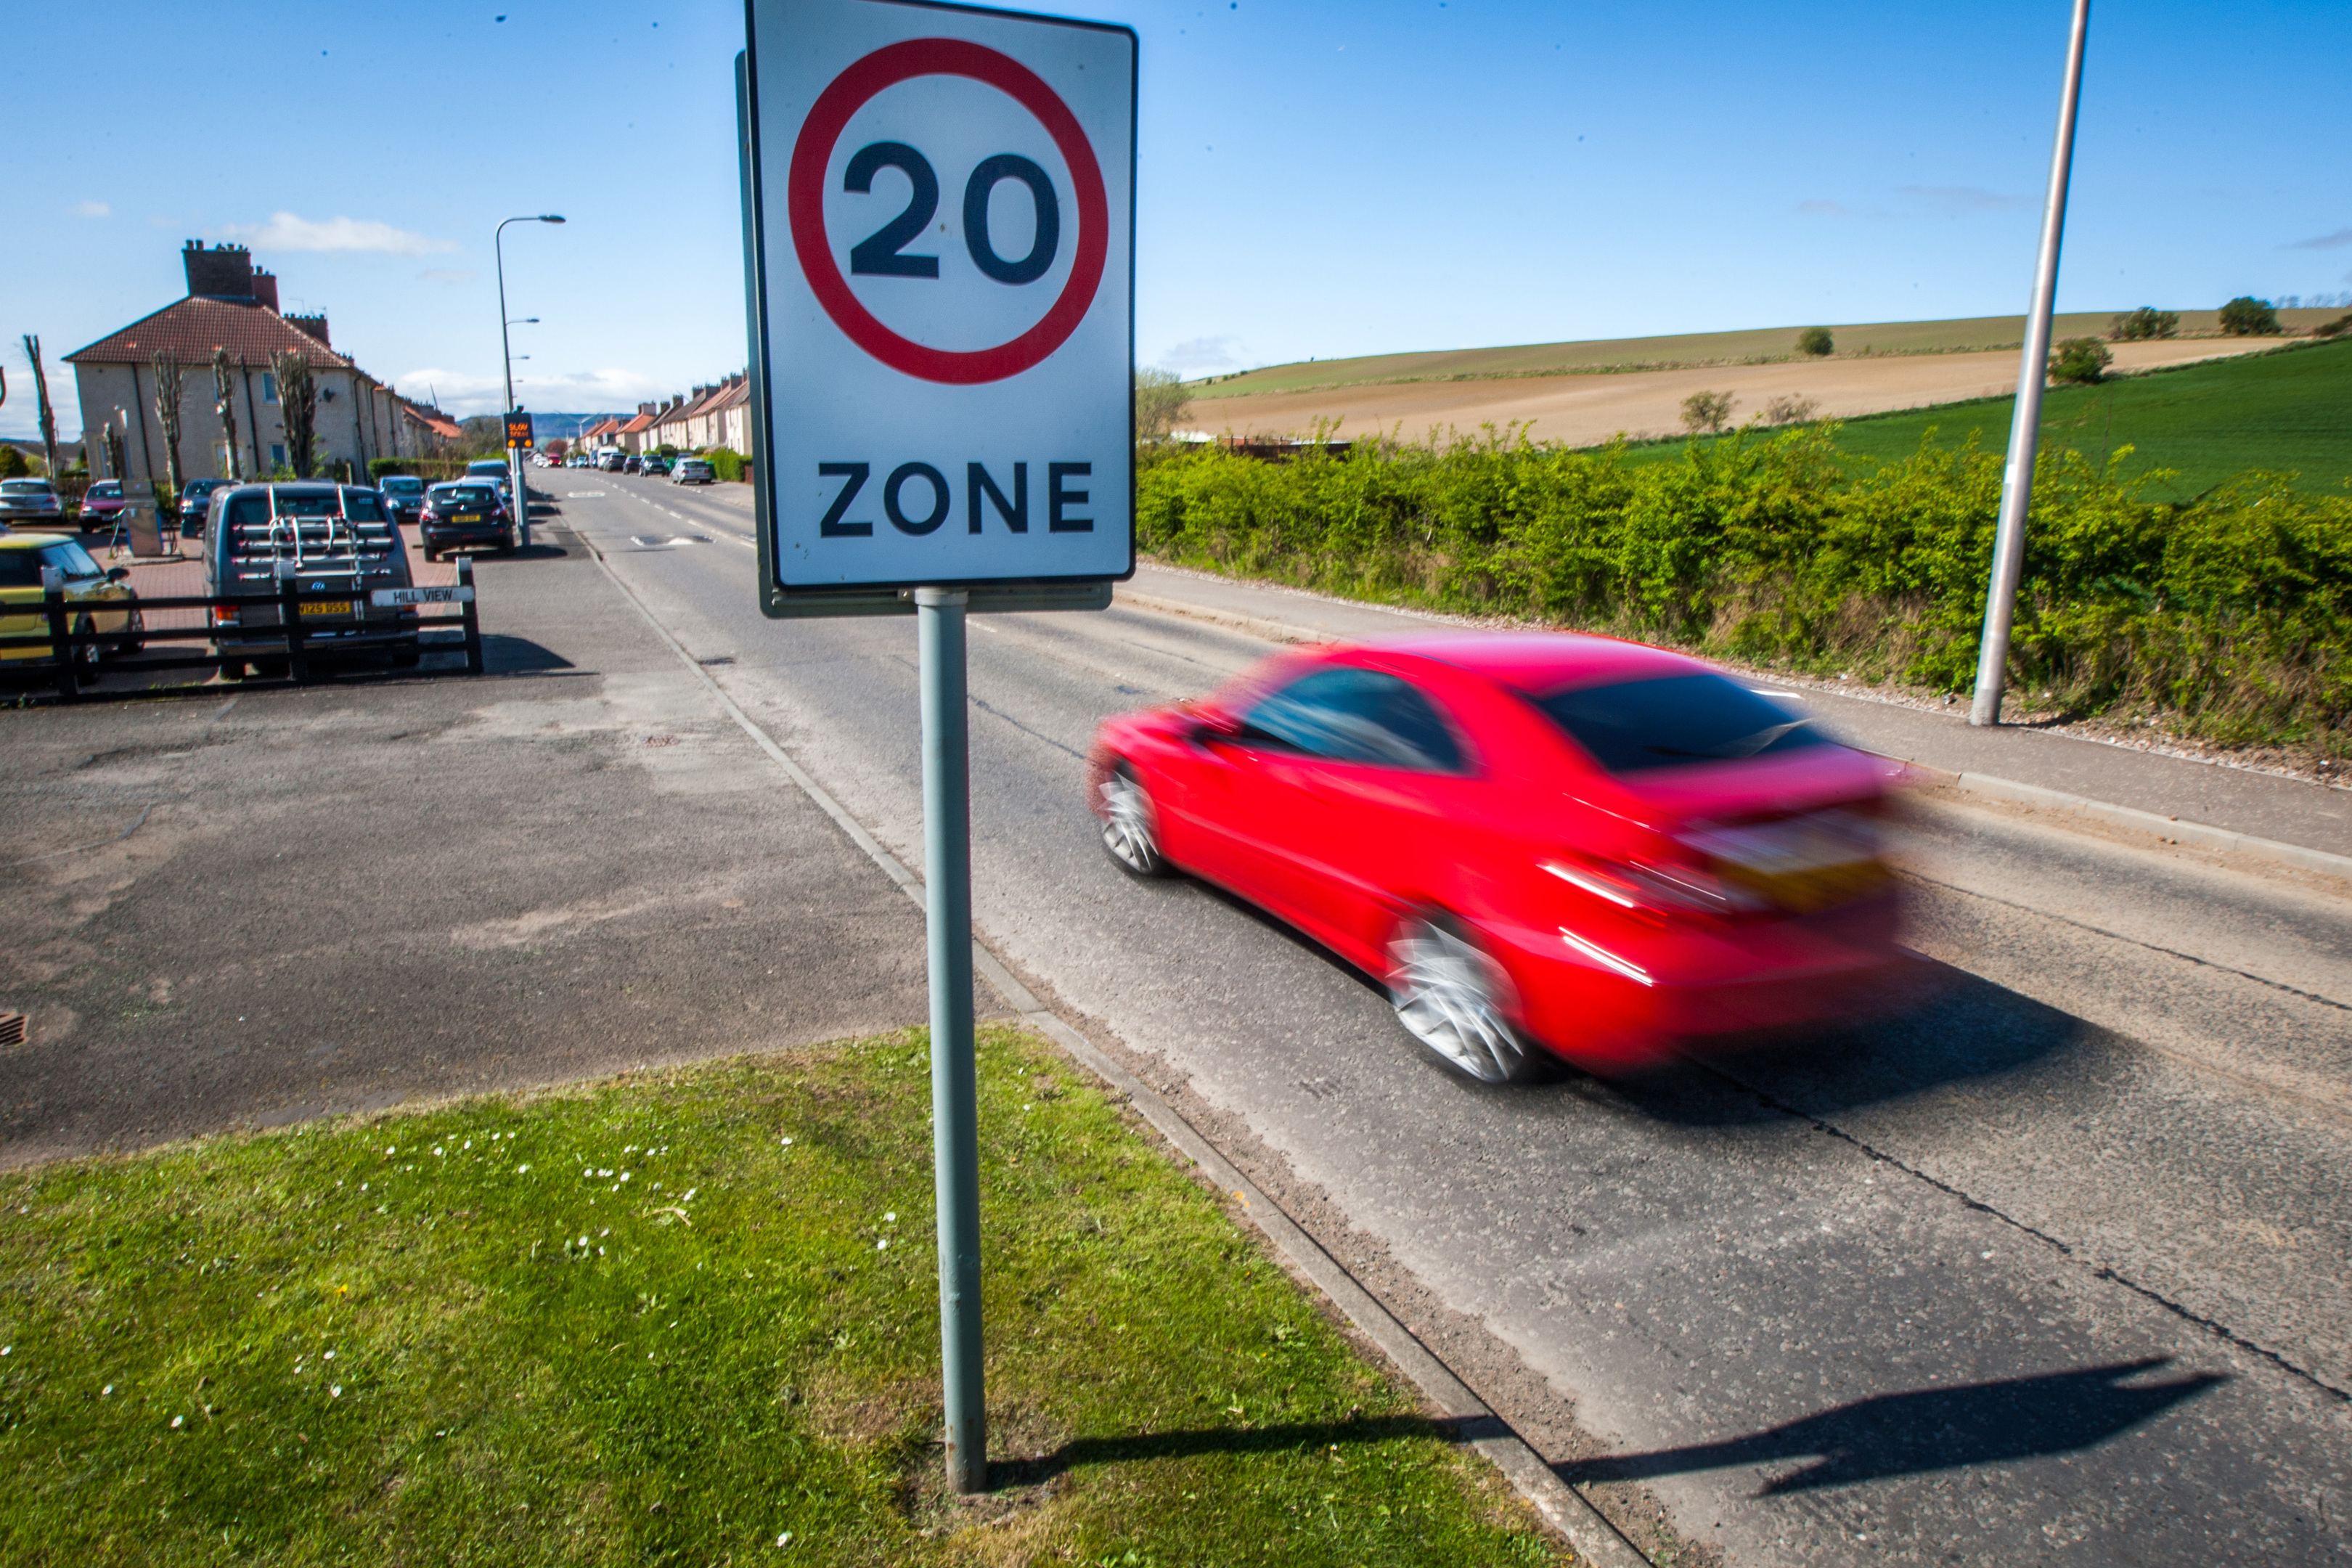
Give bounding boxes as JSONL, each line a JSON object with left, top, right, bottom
{"left": 743, "top": 0, "right": 1136, "bottom": 606}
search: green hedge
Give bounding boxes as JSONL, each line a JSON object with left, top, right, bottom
{"left": 1135, "top": 428, "right": 2352, "bottom": 751}
{"left": 703, "top": 447, "right": 748, "bottom": 483}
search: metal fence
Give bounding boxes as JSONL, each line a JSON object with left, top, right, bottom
{"left": 2, "top": 555, "right": 483, "bottom": 703}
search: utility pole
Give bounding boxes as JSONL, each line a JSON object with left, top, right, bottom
{"left": 496, "top": 214, "right": 564, "bottom": 547}
{"left": 23, "top": 335, "right": 60, "bottom": 481}
{"left": 1970, "top": 0, "right": 2091, "bottom": 727}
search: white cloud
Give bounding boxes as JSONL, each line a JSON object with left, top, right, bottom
{"left": 220, "top": 211, "right": 459, "bottom": 256}
{"left": 71, "top": 200, "right": 110, "bottom": 219}
{"left": 1158, "top": 335, "right": 1250, "bottom": 375}
{"left": 393, "top": 365, "right": 677, "bottom": 416}
{"left": 2288, "top": 227, "right": 2352, "bottom": 250}
{"left": 1896, "top": 185, "right": 2029, "bottom": 216}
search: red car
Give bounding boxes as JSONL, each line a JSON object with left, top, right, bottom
{"left": 1086, "top": 633, "right": 1911, "bottom": 1082}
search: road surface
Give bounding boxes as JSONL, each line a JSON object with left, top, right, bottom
{"left": 548, "top": 470, "right": 2351, "bottom": 1565}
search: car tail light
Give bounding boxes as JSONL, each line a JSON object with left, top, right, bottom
{"left": 1543, "top": 856, "right": 1770, "bottom": 918}
{"left": 211, "top": 605, "right": 238, "bottom": 626}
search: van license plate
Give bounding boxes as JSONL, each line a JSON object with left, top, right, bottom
{"left": 299, "top": 601, "right": 353, "bottom": 617}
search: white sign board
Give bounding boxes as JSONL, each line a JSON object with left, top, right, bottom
{"left": 370, "top": 585, "right": 475, "bottom": 606}
{"left": 742, "top": 0, "right": 1135, "bottom": 612}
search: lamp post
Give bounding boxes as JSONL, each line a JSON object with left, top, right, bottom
{"left": 496, "top": 214, "right": 563, "bottom": 547}
{"left": 1969, "top": 0, "right": 2091, "bottom": 726}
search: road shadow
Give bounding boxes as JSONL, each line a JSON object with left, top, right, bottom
{"left": 481, "top": 634, "right": 575, "bottom": 674}
{"left": 989, "top": 1411, "right": 1481, "bottom": 1490}
{"left": 1556, "top": 1357, "right": 2227, "bottom": 1495}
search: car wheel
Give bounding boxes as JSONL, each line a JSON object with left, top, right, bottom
{"left": 422, "top": 547, "right": 439, "bottom": 563}
{"left": 1386, "top": 914, "right": 1539, "bottom": 1085}
{"left": 250, "top": 658, "right": 290, "bottom": 681}
{"left": 1098, "top": 759, "right": 1171, "bottom": 878}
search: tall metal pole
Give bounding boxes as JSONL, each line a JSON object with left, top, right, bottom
{"left": 494, "top": 215, "right": 563, "bottom": 549}
{"left": 917, "top": 584, "right": 987, "bottom": 1494}
{"left": 1970, "top": 0, "right": 2091, "bottom": 727}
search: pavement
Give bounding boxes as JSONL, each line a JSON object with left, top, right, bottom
{"left": 0, "top": 506, "right": 995, "bottom": 1167}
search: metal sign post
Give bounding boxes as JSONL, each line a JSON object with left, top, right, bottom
{"left": 1970, "top": 0, "right": 2091, "bottom": 727}
{"left": 740, "top": 0, "right": 1135, "bottom": 1494}
{"left": 505, "top": 411, "right": 536, "bottom": 550}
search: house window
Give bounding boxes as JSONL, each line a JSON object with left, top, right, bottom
{"left": 269, "top": 444, "right": 287, "bottom": 469}
{"left": 262, "top": 372, "right": 279, "bottom": 404}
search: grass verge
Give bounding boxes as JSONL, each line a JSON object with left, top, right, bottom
{"left": 0, "top": 1026, "right": 1561, "bottom": 1567}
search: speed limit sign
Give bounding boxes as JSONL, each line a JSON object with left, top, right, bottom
{"left": 740, "top": 0, "right": 1136, "bottom": 614}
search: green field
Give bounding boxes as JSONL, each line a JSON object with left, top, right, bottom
{"left": 0, "top": 1029, "right": 1560, "bottom": 1566}
{"left": 1622, "top": 338, "right": 2352, "bottom": 499}
{"left": 1189, "top": 309, "right": 2351, "bottom": 401}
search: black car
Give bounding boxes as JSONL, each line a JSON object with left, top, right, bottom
{"left": 622, "top": 454, "right": 644, "bottom": 474}
{"left": 377, "top": 474, "right": 429, "bottom": 524}
{"left": 179, "top": 478, "right": 231, "bottom": 534}
{"left": 640, "top": 454, "right": 670, "bottom": 476}
{"left": 418, "top": 482, "right": 515, "bottom": 560}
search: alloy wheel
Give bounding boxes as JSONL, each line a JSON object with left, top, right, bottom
{"left": 1099, "top": 764, "right": 1167, "bottom": 878}
{"left": 1387, "top": 918, "right": 1532, "bottom": 1084}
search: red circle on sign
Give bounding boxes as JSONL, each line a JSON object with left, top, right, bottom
{"left": 788, "top": 38, "right": 1109, "bottom": 385}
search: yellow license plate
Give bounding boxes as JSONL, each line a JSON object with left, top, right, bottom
{"left": 299, "top": 600, "right": 353, "bottom": 617}
{"left": 454, "top": 513, "right": 481, "bottom": 522}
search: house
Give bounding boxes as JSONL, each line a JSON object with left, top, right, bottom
{"left": 616, "top": 403, "right": 659, "bottom": 455}
{"left": 398, "top": 399, "right": 463, "bottom": 454}
{"left": 579, "top": 415, "right": 624, "bottom": 454}
{"left": 65, "top": 241, "right": 404, "bottom": 486}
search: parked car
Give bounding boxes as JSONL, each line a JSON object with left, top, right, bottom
{"left": 671, "top": 458, "right": 716, "bottom": 486}
{"left": 377, "top": 474, "right": 429, "bottom": 524}
{"left": 80, "top": 481, "right": 126, "bottom": 531}
{"left": 1086, "top": 634, "right": 1910, "bottom": 1083}
{"left": 205, "top": 483, "right": 416, "bottom": 679}
{"left": 0, "top": 531, "right": 142, "bottom": 679}
{"left": 0, "top": 478, "right": 65, "bottom": 527}
{"left": 597, "top": 449, "right": 625, "bottom": 472}
{"left": 418, "top": 482, "right": 515, "bottom": 560}
{"left": 640, "top": 454, "right": 670, "bottom": 476}
{"left": 621, "top": 454, "right": 643, "bottom": 474}
{"left": 179, "top": 478, "right": 230, "bottom": 535}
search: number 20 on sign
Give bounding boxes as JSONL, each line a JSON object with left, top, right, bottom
{"left": 741, "top": 0, "right": 1137, "bottom": 608}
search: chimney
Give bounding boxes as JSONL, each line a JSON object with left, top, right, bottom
{"left": 286, "top": 313, "right": 330, "bottom": 347}
{"left": 183, "top": 240, "right": 256, "bottom": 299}
{"left": 637, "top": 401, "right": 657, "bottom": 416}
{"left": 251, "top": 268, "right": 280, "bottom": 312}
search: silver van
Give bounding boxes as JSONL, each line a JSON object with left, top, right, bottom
{"left": 205, "top": 483, "right": 417, "bottom": 678}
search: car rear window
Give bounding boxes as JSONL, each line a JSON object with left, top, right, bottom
{"left": 1, "top": 480, "right": 52, "bottom": 495}
{"left": 0, "top": 550, "right": 46, "bottom": 587}
{"left": 1530, "top": 673, "right": 1824, "bottom": 774}
{"left": 434, "top": 486, "right": 500, "bottom": 506}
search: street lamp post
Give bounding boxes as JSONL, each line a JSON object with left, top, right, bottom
{"left": 496, "top": 214, "right": 564, "bottom": 547}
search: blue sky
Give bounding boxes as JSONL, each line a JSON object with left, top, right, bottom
{"left": 4, "top": 0, "right": 2345, "bottom": 438}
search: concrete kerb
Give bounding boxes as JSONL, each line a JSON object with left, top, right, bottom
{"left": 1116, "top": 584, "right": 2352, "bottom": 887}
{"left": 571, "top": 524, "right": 1650, "bottom": 1566}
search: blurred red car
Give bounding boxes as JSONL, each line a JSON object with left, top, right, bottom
{"left": 1086, "top": 633, "right": 1910, "bottom": 1082}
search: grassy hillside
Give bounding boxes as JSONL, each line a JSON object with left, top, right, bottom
{"left": 1190, "top": 309, "right": 2350, "bottom": 400}
{"left": 1622, "top": 338, "right": 2352, "bottom": 499}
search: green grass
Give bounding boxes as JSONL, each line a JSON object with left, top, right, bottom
{"left": 1188, "top": 310, "right": 2349, "bottom": 401}
{"left": 0, "top": 1028, "right": 1558, "bottom": 1567}
{"left": 1619, "top": 338, "right": 2352, "bottom": 499}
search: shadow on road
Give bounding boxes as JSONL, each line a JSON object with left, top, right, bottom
{"left": 1556, "top": 1357, "right": 2227, "bottom": 1495}
{"left": 481, "top": 634, "right": 576, "bottom": 673}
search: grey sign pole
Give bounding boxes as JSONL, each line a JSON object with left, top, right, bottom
{"left": 1970, "top": 0, "right": 2091, "bottom": 727}
{"left": 917, "top": 584, "right": 987, "bottom": 1492}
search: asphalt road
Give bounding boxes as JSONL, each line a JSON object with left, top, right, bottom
{"left": 551, "top": 469, "right": 2351, "bottom": 1565}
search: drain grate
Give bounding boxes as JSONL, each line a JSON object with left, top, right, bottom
{"left": 0, "top": 1011, "right": 26, "bottom": 1049}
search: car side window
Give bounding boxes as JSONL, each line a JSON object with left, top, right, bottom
{"left": 40, "top": 542, "right": 102, "bottom": 580}
{"left": 1241, "top": 666, "right": 1465, "bottom": 772}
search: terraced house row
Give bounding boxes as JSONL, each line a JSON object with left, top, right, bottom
{"left": 579, "top": 373, "right": 751, "bottom": 457}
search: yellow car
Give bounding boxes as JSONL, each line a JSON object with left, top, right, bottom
{"left": 0, "top": 531, "right": 142, "bottom": 676}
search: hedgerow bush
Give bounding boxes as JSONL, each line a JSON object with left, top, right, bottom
{"left": 1135, "top": 428, "right": 2352, "bottom": 750}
